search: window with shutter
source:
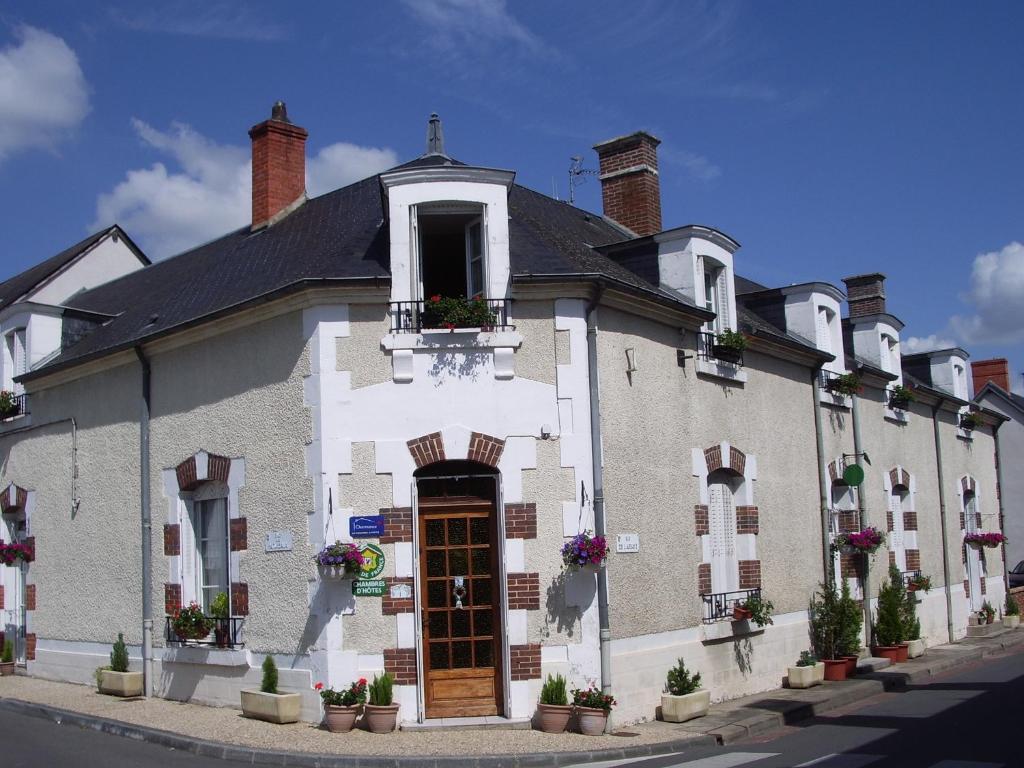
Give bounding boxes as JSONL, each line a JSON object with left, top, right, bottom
{"left": 891, "top": 488, "right": 906, "bottom": 572}
{"left": 816, "top": 308, "right": 832, "bottom": 355}
{"left": 708, "top": 475, "right": 738, "bottom": 593}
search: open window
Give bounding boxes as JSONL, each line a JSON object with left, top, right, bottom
{"left": 4, "top": 328, "right": 26, "bottom": 394}
{"left": 414, "top": 205, "right": 487, "bottom": 301}
{"left": 701, "top": 257, "right": 729, "bottom": 334}
{"left": 189, "top": 487, "right": 229, "bottom": 614}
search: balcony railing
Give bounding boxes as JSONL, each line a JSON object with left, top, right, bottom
{"left": 700, "top": 587, "right": 762, "bottom": 624}
{"left": 165, "top": 616, "right": 244, "bottom": 649}
{"left": 0, "top": 393, "right": 28, "bottom": 422}
{"left": 389, "top": 298, "right": 512, "bottom": 334}
{"left": 900, "top": 570, "right": 922, "bottom": 588}
{"left": 698, "top": 331, "right": 744, "bottom": 367}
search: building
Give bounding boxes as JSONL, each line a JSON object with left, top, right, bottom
{"left": 0, "top": 105, "right": 1009, "bottom": 726}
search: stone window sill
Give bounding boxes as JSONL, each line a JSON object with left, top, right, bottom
{"left": 884, "top": 407, "right": 909, "bottom": 424}
{"left": 956, "top": 428, "right": 974, "bottom": 441}
{"left": 701, "top": 619, "right": 765, "bottom": 643}
{"left": 696, "top": 359, "right": 748, "bottom": 385}
{"left": 381, "top": 329, "right": 523, "bottom": 351}
{"left": 819, "top": 390, "right": 852, "bottom": 409}
{"left": 160, "top": 645, "right": 249, "bottom": 667}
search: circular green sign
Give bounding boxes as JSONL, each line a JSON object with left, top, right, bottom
{"left": 358, "top": 543, "right": 386, "bottom": 579}
{"left": 843, "top": 464, "right": 865, "bottom": 486}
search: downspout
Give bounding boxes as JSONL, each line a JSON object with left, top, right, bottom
{"left": 810, "top": 366, "right": 832, "bottom": 584}
{"left": 585, "top": 285, "right": 611, "bottom": 700}
{"left": 134, "top": 346, "right": 154, "bottom": 697}
{"left": 992, "top": 422, "right": 1008, "bottom": 597}
{"left": 931, "top": 398, "right": 955, "bottom": 644}
{"left": 850, "top": 387, "right": 872, "bottom": 644}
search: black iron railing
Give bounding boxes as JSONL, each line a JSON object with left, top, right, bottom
{"left": 700, "top": 587, "right": 762, "bottom": 624}
{"left": 698, "top": 331, "right": 744, "bottom": 367}
{"left": 165, "top": 616, "right": 244, "bottom": 649}
{"left": 888, "top": 389, "right": 911, "bottom": 410}
{"left": 0, "top": 393, "right": 28, "bottom": 421}
{"left": 389, "top": 298, "right": 512, "bottom": 333}
{"left": 901, "top": 570, "right": 922, "bottom": 588}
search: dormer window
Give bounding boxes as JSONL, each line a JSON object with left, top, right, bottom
{"left": 701, "top": 257, "right": 729, "bottom": 333}
{"left": 3, "top": 328, "right": 26, "bottom": 394}
{"left": 415, "top": 205, "right": 487, "bottom": 302}
{"left": 881, "top": 333, "right": 899, "bottom": 376}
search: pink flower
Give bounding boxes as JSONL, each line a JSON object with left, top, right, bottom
{"left": 315, "top": 682, "right": 324, "bottom": 690}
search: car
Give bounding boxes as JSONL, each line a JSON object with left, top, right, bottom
{"left": 1009, "top": 561, "right": 1024, "bottom": 588}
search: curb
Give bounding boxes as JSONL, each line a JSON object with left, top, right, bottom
{"left": 0, "top": 698, "right": 717, "bottom": 768}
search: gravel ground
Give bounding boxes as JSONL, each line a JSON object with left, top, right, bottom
{"left": 0, "top": 676, "right": 698, "bottom": 757}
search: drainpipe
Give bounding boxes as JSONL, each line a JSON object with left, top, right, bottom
{"left": 135, "top": 346, "right": 154, "bottom": 697}
{"left": 810, "top": 366, "right": 832, "bottom": 585}
{"left": 993, "top": 423, "right": 1008, "bottom": 595}
{"left": 850, "top": 388, "right": 871, "bottom": 645}
{"left": 931, "top": 398, "right": 955, "bottom": 644}
{"left": 585, "top": 285, "right": 611, "bottom": 700}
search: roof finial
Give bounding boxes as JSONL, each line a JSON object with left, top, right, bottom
{"left": 426, "top": 112, "right": 445, "bottom": 156}
{"left": 271, "top": 101, "right": 290, "bottom": 123}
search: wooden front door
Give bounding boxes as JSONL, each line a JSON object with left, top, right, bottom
{"left": 419, "top": 501, "right": 503, "bottom": 718}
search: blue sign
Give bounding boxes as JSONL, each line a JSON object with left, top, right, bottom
{"left": 349, "top": 515, "right": 385, "bottom": 538}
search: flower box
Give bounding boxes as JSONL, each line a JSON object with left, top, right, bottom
{"left": 240, "top": 690, "right": 301, "bottom": 724}
{"left": 1003, "top": 615, "right": 1020, "bottom": 630}
{"left": 0, "top": 661, "right": 15, "bottom": 676}
{"left": 99, "top": 669, "right": 143, "bottom": 697}
{"left": 712, "top": 344, "right": 743, "bottom": 364}
{"left": 786, "top": 662, "right": 824, "bottom": 689}
{"left": 907, "top": 638, "right": 926, "bottom": 659}
{"left": 314, "top": 541, "right": 365, "bottom": 577}
{"left": 660, "top": 689, "right": 710, "bottom": 722}
{"left": 834, "top": 527, "right": 885, "bottom": 555}
{"left": 963, "top": 532, "right": 1006, "bottom": 549}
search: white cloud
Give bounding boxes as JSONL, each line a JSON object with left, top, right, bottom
{"left": 903, "top": 334, "right": 958, "bottom": 354}
{"left": 108, "top": 3, "right": 287, "bottom": 41}
{"left": 93, "top": 120, "right": 397, "bottom": 260}
{"left": 661, "top": 146, "right": 722, "bottom": 181}
{"left": 401, "top": 0, "right": 548, "bottom": 56}
{"left": 0, "top": 26, "right": 89, "bottom": 161}
{"left": 950, "top": 242, "right": 1024, "bottom": 344}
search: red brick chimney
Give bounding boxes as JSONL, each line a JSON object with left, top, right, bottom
{"left": 842, "top": 273, "right": 887, "bottom": 318}
{"left": 249, "top": 101, "right": 308, "bottom": 230}
{"left": 593, "top": 132, "right": 662, "bottom": 236}
{"left": 972, "top": 358, "right": 1010, "bottom": 393}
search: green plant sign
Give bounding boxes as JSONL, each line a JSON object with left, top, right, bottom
{"left": 353, "top": 578, "right": 387, "bottom": 597}
{"left": 357, "top": 543, "right": 386, "bottom": 579}
{"left": 842, "top": 464, "right": 865, "bottom": 486}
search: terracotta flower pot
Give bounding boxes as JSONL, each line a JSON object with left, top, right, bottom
{"left": 0, "top": 661, "right": 15, "bottom": 676}
{"left": 840, "top": 655, "right": 858, "bottom": 676}
{"left": 364, "top": 703, "right": 400, "bottom": 733}
{"left": 535, "top": 702, "right": 572, "bottom": 733}
{"left": 733, "top": 606, "right": 752, "bottom": 621}
{"left": 323, "top": 704, "right": 361, "bottom": 733}
{"left": 986, "top": 614, "right": 995, "bottom": 625}
{"left": 895, "top": 644, "right": 909, "bottom": 663}
{"left": 871, "top": 645, "right": 903, "bottom": 663}
{"left": 822, "top": 659, "right": 847, "bottom": 681}
{"left": 575, "top": 705, "right": 609, "bottom": 735}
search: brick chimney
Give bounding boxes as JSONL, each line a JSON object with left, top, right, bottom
{"left": 593, "top": 132, "right": 662, "bottom": 236}
{"left": 842, "top": 273, "right": 887, "bottom": 318}
{"left": 249, "top": 101, "right": 308, "bottom": 230}
{"left": 972, "top": 358, "right": 1010, "bottom": 393}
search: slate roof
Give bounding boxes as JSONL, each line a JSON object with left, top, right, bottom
{"left": 29, "top": 157, "right": 703, "bottom": 379}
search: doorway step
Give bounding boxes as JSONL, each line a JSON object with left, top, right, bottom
{"left": 966, "top": 623, "right": 1009, "bottom": 638}
{"left": 400, "top": 716, "right": 531, "bottom": 732}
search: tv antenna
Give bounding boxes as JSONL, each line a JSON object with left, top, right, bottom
{"left": 568, "top": 156, "right": 597, "bottom": 204}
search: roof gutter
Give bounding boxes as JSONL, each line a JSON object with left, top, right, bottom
{"left": 929, "top": 395, "right": 956, "bottom": 644}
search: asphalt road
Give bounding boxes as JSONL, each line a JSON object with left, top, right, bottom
{"left": 576, "top": 646, "right": 1024, "bottom": 768}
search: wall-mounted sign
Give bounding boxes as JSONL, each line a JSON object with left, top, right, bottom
{"left": 264, "top": 531, "right": 293, "bottom": 553}
{"left": 843, "top": 464, "right": 865, "bottom": 487}
{"left": 349, "top": 515, "right": 385, "bottom": 538}
{"left": 353, "top": 578, "right": 387, "bottom": 597}
{"left": 616, "top": 533, "right": 640, "bottom": 553}
{"left": 390, "top": 582, "right": 412, "bottom": 599}
{"left": 358, "top": 543, "right": 386, "bottom": 579}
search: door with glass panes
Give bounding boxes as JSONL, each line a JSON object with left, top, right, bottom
{"left": 419, "top": 500, "right": 502, "bottom": 718}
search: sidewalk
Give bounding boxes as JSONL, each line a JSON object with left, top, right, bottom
{"left": 1, "top": 628, "right": 1020, "bottom": 768}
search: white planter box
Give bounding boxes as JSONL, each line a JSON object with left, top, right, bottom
{"left": 99, "top": 670, "right": 143, "bottom": 697}
{"left": 907, "top": 638, "right": 926, "bottom": 658}
{"left": 1003, "top": 615, "right": 1020, "bottom": 629}
{"left": 786, "top": 662, "right": 824, "bottom": 689}
{"left": 240, "top": 690, "right": 301, "bottom": 724}
{"left": 660, "top": 689, "right": 710, "bottom": 723}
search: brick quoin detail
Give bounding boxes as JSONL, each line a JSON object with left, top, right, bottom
{"left": 739, "top": 560, "right": 761, "bottom": 589}
{"left": 380, "top": 507, "right": 412, "bottom": 544}
{"left": 230, "top": 518, "right": 248, "bottom": 551}
{"left": 509, "top": 643, "right": 541, "bottom": 681}
{"left": 980, "top": 577, "right": 987, "bottom": 595}
{"left": 1010, "top": 587, "right": 1024, "bottom": 614}
{"left": 888, "top": 551, "right": 896, "bottom": 568}
{"left": 407, "top": 433, "right": 445, "bottom": 468}
{"left": 504, "top": 503, "right": 537, "bottom": 539}
{"left": 25, "top": 633, "right": 35, "bottom": 661}
{"left": 694, "top": 505, "right": 709, "bottom": 536}
{"left": 23, "top": 536, "right": 34, "bottom": 562}
{"left": 231, "top": 583, "right": 249, "bottom": 616}
{"left": 828, "top": 462, "right": 839, "bottom": 482}
{"left": 698, "top": 563, "right": 711, "bottom": 595}
{"left": 905, "top": 549, "right": 921, "bottom": 572}
{"left": 468, "top": 433, "right": 505, "bottom": 468}
{"left": 25, "top": 584, "right": 35, "bottom": 611}
{"left": 0, "top": 483, "right": 27, "bottom": 514}
{"left": 840, "top": 552, "right": 863, "bottom": 579}
{"left": 903, "top": 511, "right": 918, "bottom": 532}
{"left": 175, "top": 453, "right": 230, "bottom": 491}
{"left": 889, "top": 468, "right": 899, "bottom": 486}
{"left": 964, "top": 579, "right": 971, "bottom": 598}
{"left": 837, "top": 511, "right": 859, "bottom": 533}
{"left": 960, "top": 510, "right": 966, "bottom": 530}
{"left": 736, "top": 506, "right": 758, "bottom": 535}
{"left": 887, "top": 511, "right": 894, "bottom": 532}
{"left": 0, "top": 585, "right": 4, "bottom": 609}
{"left": 163, "top": 523, "right": 181, "bottom": 556}
{"left": 704, "top": 446, "right": 723, "bottom": 472}
{"left": 384, "top": 648, "right": 417, "bottom": 685}
{"left": 382, "top": 577, "right": 414, "bottom": 615}
{"left": 508, "top": 573, "right": 540, "bottom": 610}
{"left": 729, "top": 447, "right": 746, "bottom": 477}
{"left": 164, "top": 583, "right": 182, "bottom": 615}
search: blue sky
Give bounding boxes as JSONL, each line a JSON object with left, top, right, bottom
{"left": 1, "top": 1, "right": 1022, "bottom": 390}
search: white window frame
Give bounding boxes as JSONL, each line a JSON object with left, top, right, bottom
{"left": 4, "top": 328, "right": 26, "bottom": 394}
{"left": 189, "top": 493, "right": 229, "bottom": 614}
{"left": 412, "top": 203, "right": 490, "bottom": 303}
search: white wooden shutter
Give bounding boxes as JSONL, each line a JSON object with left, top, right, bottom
{"left": 891, "top": 492, "right": 906, "bottom": 571}
{"left": 816, "top": 308, "right": 832, "bottom": 355}
{"left": 716, "top": 269, "right": 730, "bottom": 332}
{"left": 709, "top": 482, "right": 737, "bottom": 593}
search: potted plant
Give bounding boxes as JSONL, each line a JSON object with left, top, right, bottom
{"left": 888, "top": 384, "right": 914, "bottom": 410}
{"left": 561, "top": 531, "right": 609, "bottom": 572}
{"left": 0, "top": 639, "right": 14, "bottom": 675}
{"left": 421, "top": 295, "right": 497, "bottom": 331}
{"left": 964, "top": 532, "right": 1007, "bottom": 549}
{"left": 316, "top": 677, "right": 367, "bottom": 733}
{"left": 900, "top": 570, "right": 925, "bottom": 658}
{"left": 314, "top": 541, "right": 366, "bottom": 578}
{"left": 171, "top": 602, "right": 213, "bottom": 641}
{"left": 906, "top": 574, "right": 931, "bottom": 593}
{"left": 660, "top": 658, "right": 709, "bottom": 722}
{"left": 810, "top": 580, "right": 856, "bottom": 681}
{"left": 837, "top": 579, "right": 864, "bottom": 675}
{"left": 572, "top": 685, "right": 615, "bottom": 735}
{"left": 0, "top": 390, "right": 20, "bottom": 419}
{"left": 364, "top": 671, "right": 399, "bottom": 733}
{"left": 0, "top": 542, "right": 33, "bottom": 566}
{"left": 959, "top": 412, "right": 980, "bottom": 431}
{"left": 712, "top": 329, "right": 747, "bottom": 363}
{"left": 240, "top": 656, "right": 301, "bottom": 724}
{"left": 982, "top": 600, "right": 996, "bottom": 625}
{"left": 834, "top": 527, "right": 885, "bottom": 556}
{"left": 826, "top": 372, "right": 862, "bottom": 397}
{"left": 742, "top": 594, "right": 774, "bottom": 627}
{"left": 98, "top": 633, "right": 143, "bottom": 697}
{"left": 871, "top": 568, "right": 907, "bottom": 662}
{"left": 787, "top": 651, "right": 825, "bottom": 689}
{"left": 210, "top": 592, "right": 230, "bottom": 648}
{"left": 535, "top": 673, "right": 572, "bottom": 733}
{"left": 1004, "top": 593, "right": 1020, "bottom": 629}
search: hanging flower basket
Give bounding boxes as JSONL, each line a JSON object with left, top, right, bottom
{"left": 172, "top": 602, "right": 213, "bottom": 640}
{"left": 0, "top": 542, "right": 33, "bottom": 566}
{"left": 315, "top": 541, "right": 365, "bottom": 578}
{"left": 833, "top": 527, "right": 885, "bottom": 555}
{"left": 561, "top": 532, "right": 609, "bottom": 572}
{"left": 825, "top": 372, "right": 862, "bottom": 397}
{"left": 0, "top": 390, "right": 21, "bottom": 419}
{"left": 964, "top": 532, "right": 1006, "bottom": 549}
